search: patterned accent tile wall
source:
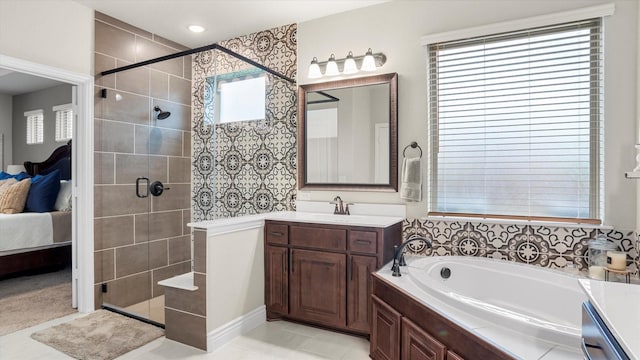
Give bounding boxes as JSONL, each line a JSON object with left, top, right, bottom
{"left": 191, "top": 24, "right": 297, "bottom": 221}
{"left": 402, "top": 218, "right": 639, "bottom": 275}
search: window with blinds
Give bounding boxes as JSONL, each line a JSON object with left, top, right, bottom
{"left": 25, "top": 109, "right": 44, "bottom": 145}
{"left": 54, "top": 104, "right": 73, "bottom": 142}
{"left": 427, "top": 18, "right": 603, "bottom": 223}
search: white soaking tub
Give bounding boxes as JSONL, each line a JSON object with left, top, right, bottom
{"left": 404, "top": 256, "right": 587, "bottom": 349}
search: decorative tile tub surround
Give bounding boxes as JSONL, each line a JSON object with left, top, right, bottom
{"left": 402, "top": 218, "right": 639, "bottom": 276}
{"left": 191, "top": 24, "right": 297, "bottom": 222}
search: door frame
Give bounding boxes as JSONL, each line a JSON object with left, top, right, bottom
{"left": 0, "top": 54, "right": 94, "bottom": 313}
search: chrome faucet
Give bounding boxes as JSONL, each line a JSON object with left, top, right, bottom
{"left": 391, "top": 235, "right": 433, "bottom": 277}
{"left": 331, "top": 196, "right": 351, "bottom": 215}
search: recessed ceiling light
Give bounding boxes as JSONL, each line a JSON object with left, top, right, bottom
{"left": 188, "top": 25, "right": 205, "bottom": 33}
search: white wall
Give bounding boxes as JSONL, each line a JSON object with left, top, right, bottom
{"left": 298, "top": 0, "right": 639, "bottom": 229}
{"left": 0, "top": 94, "right": 12, "bottom": 169}
{"left": 0, "top": 0, "right": 93, "bottom": 75}
{"left": 206, "top": 227, "right": 265, "bottom": 331}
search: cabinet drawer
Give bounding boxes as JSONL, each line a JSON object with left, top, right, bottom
{"left": 290, "top": 226, "right": 346, "bottom": 251}
{"left": 349, "top": 231, "right": 377, "bottom": 254}
{"left": 266, "top": 223, "right": 288, "bottom": 245}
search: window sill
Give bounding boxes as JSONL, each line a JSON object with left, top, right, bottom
{"left": 425, "top": 214, "right": 613, "bottom": 230}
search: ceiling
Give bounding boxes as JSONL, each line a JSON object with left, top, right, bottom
{"left": 0, "top": 1, "right": 388, "bottom": 96}
{"left": 0, "top": 69, "right": 66, "bottom": 96}
{"left": 74, "top": 0, "right": 389, "bottom": 49}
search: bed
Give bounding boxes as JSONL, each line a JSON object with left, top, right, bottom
{"left": 0, "top": 140, "right": 72, "bottom": 278}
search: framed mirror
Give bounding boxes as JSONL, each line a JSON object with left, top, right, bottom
{"left": 298, "top": 73, "right": 398, "bottom": 191}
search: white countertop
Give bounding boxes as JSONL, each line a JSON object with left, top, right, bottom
{"left": 579, "top": 279, "right": 640, "bottom": 359}
{"left": 188, "top": 211, "right": 405, "bottom": 234}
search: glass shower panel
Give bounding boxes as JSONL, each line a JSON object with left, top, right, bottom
{"left": 95, "top": 70, "right": 153, "bottom": 323}
{"left": 195, "top": 49, "right": 272, "bottom": 221}
{"left": 95, "top": 44, "right": 291, "bottom": 324}
{"left": 95, "top": 54, "right": 193, "bottom": 325}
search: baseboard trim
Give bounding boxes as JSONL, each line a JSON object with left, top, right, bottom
{"left": 206, "top": 305, "right": 266, "bottom": 352}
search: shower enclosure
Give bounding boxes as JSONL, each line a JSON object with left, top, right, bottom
{"left": 94, "top": 32, "right": 297, "bottom": 325}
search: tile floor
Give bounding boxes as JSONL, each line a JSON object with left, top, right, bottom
{"left": 0, "top": 312, "right": 371, "bottom": 360}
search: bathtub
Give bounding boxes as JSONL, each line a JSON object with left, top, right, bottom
{"left": 404, "top": 256, "right": 587, "bottom": 348}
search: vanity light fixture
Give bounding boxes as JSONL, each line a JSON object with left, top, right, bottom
{"left": 343, "top": 51, "right": 358, "bottom": 74}
{"left": 361, "top": 48, "right": 377, "bottom": 72}
{"left": 307, "top": 48, "right": 386, "bottom": 78}
{"left": 325, "top": 54, "right": 340, "bottom": 76}
{"left": 308, "top": 57, "right": 322, "bottom": 79}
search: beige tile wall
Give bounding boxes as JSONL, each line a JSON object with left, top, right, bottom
{"left": 164, "top": 229, "right": 207, "bottom": 350}
{"left": 93, "top": 11, "right": 192, "bottom": 314}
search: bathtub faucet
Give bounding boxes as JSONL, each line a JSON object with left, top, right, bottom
{"left": 391, "top": 235, "right": 432, "bottom": 277}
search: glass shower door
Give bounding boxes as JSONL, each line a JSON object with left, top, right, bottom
{"left": 95, "top": 56, "right": 193, "bottom": 325}
{"left": 95, "top": 80, "right": 155, "bottom": 323}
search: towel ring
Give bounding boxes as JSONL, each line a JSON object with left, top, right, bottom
{"left": 403, "top": 142, "right": 422, "bottom": 158}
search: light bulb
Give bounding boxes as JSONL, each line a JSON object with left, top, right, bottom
{"left": 325, "top": 54, "right": 339, "bottom": 76}
{"left": 308, "top": 57, "right": 322, "bottom": 79}
{"left": 343, "top": 51, "right": 358, "bottom": 74}
{"left": 361, "top": 48, "right": 376, "bottom": 71}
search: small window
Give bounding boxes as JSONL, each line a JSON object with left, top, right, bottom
{"left": 219, "top": 76, "right": 266, "bottom": 123}
{"left": 25, "top": 109, "right": 44, "bottom": 145}
{"left": 53, "top": 104, "right": 73, "bottom": 142}
{"left": 207, "top": 69, "right": 266, "bottom": 125}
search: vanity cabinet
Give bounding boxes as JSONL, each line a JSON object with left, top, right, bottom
{"left": 401, "top": 317, "right": 446, "bottom": 360}
{"left": 264, "top": 220, "right": 402, "bottom": 335}
{"left": 290, "top": 249, "right": 346, "bottom": 327}
{"left": 446, "top": 351, "right": 465, "bottom": 360}
{"left": 264, "top": 246, "right": 288, "bottom": 314}
{"left": 371, "top": 274, "right": 514, "bottom": 360}
{"left": 371, "top": 295, "right": 451, "bottom": 360}
{"left": 371, "top": 294, "right": 401, "bottom": 360}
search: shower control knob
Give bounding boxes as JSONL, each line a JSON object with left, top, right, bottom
{"left": 149, "top": 181, "right": 169, "bottom": 196}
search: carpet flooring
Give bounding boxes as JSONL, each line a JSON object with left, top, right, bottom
{"left": 0, "top": 267, "right": 76, "bottom": 336}
{"left": 31, "top": 309, "right": 165, "bottom": 360}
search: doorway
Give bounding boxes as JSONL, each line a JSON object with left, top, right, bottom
{"left": 0, "top": 54, "right": 94, "bottom": 316}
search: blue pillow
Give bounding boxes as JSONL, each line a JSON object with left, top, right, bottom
{"left": 0, "top": 171, "right": 30, "bottom": 181}
{"left": 25, "top": 169, "right": 61, "bottom": 213}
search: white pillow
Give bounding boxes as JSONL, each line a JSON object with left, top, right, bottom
{"left": 54, "top": 180, "right": 72, "bottom": 211}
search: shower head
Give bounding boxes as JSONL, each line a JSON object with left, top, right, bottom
{"left": 154, "top": 106, "right": 171, "bottom": 120}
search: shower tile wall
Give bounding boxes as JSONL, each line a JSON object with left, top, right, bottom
{"left": 402, "top": 218, "right": 639, "bottom": 276}
{"left": 191, "top": 24, "right": 297, "bottom": 221}
{"left": 93, "top": 12, "right": 192, "bottom": 310}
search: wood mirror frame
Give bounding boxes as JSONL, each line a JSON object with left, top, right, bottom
{"left": 298, "top": 73, "right": 398, "bottom": 192}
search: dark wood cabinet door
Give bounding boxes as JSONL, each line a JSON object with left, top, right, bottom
{"left": 446, "top": 351, "right": 465, "bottom": 360}
{"left": 371, "top": 295, "right": 401, "bottom": 360}
{"left": 265, "top": 245, "right": 288, "bottom": 315}
{"left": 289, "top": 249, "right": 346, "bottom": 328}
{"left": 401, "top": 318, "right": 446, "bottom": 360}
{"left": 347, "top": 255, "right": 377, "bottom": 333}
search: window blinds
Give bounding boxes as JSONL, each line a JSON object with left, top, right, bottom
{"left": 54, "top": 104, "right": 73, "bottom": 141}
{"left": 25, "top": 110, "right": 44, "bottom": 145}
{"left": 428, "top": 18, "right": 603, "bottom": 222}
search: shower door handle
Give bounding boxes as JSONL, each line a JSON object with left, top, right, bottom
{"left": 136, "top": 177, "right": 149, "bottom": 198}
